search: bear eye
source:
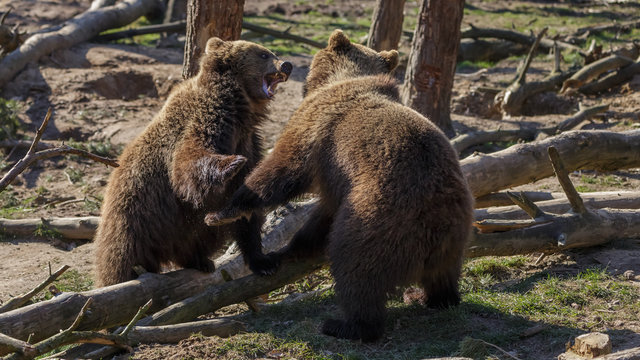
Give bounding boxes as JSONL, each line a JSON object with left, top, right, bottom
{"left": 260, "top": 53, "right": 269, "bottom": 59}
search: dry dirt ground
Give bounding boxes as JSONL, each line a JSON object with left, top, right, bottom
{"left": 0, "top": 0, "right": 640, "bottom": 358}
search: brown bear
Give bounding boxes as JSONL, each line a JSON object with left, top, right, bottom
{"left": 205, "top": 30, "right": 473, "bottom": 342}
{"left": 93, "top": 37, "right": 292, "bottom": 287}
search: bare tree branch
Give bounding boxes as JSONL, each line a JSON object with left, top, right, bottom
{"left": 0, "top": 265, "right": 70, "bottom": 314}
{"left": 0, "top": 108, "right": 118, "bottom": 192}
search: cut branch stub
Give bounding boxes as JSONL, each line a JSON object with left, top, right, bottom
{"left": 506, "top": 191, "right": 546, "bottom": 219}
{"left": 515, "top": 27, "right": 548, "bottom": 85}
{"left": 547, "top": 146, "right": 587, "bottom": 214}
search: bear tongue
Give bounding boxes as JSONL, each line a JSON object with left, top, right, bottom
{"left": 262, "top": 77, "right": 281, "bottom": 98}
{"left": 262, "top": 78, "right": 271, "bottom": 98}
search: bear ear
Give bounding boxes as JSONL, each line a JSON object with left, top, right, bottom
{"left": 328, "top": 29, "right": 351, "bottom": 50}
{"left": 380, "top": 50, "right": 399, "bottom": 71}
{"left": 205, "top": 37, "right": 227, "bottom": 55}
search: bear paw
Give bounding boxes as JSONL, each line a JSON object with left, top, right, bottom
{"left": 247, "top": 252, "right": 281, "bottom": 276}
{"left": 321, "top": 319, "right": 382, "bottom": 342}
{"left": 204, "top": 209, "right": 243, "bottom": 226}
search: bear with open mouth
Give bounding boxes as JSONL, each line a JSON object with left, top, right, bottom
{"left": 94, "top": 37, "right": 292, "bottom": 287}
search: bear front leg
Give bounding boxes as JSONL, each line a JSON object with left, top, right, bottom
{"left": 274, "top": 204, "right": 333, "bottom": 261}
{"left": 171, "top": 137, "right": 247, "bottom": 209}
{"left": 205, "top": 142, "right": 312, "bottom": 226}
{"left": 233, "top": 212, "right": 280, "bottom": 276}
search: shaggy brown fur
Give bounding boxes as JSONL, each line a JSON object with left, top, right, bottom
{"left": 94, "top": 37, "right": 292, "bottom": 287}
{"left": 206, "top": 30, "right": 473, "bottom": 342}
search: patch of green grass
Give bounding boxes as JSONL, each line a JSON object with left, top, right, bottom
{"left": 65, "top": 139, "right": 118, "bottom": 158}
{"left": 575, "top": 185, "right": 595, "bottom": 193}
{"left": 33, "top": 269, "right": 93, "bottom": 302}
{"left": 99, "top": 16, "right": 160, "bottom": 47}
{"left": 464, "top": 266, "right": 640, "bottom": 328}
{"left": 214, "top": 333, "right": 333, "bottom": 360}
{"left": 64, "top": 167, "right": 85, "bottom": 184}
{"left": 465, "top": 256, "right": 528, "bottom": 279}
{"left": 0, "top": 186, "right": 36, "bottom": 218}
{"left": 0, "top": 97, "right": 21, "bottom": 141}
{"left": 33, "top": 223, "right": 62, "bottom": 240}
{"left": 243, "top": 13, "right": 371, "bottom": 56}
{"left": 457, "top": 60, "right": 496, "bottom": 72}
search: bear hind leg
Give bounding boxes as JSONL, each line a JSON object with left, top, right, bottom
{"left": 420, "top": 244, "right": 464, "bottom": 309}
{"left": 322, "top": 216, "right": 390, "bottom": 342}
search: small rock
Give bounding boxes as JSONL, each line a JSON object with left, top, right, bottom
{"left": 623, "top": 270, "right": 635, "bottom": 280}
{"left": 90, "top": 176, "right": 108, "bottom": 187}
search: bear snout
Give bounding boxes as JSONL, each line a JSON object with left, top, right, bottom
{"left": 279, "top": 61, "right": 293, "bottom": 77}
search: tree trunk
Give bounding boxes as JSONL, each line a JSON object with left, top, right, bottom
{"left": 182, "top": 0, "right": 244, "bottom": 79}
{"left": 401, "top": 0, "right": 465, "bottom": 137}
{"left": 367, "top": 0, "right": 405, "bottom": 51}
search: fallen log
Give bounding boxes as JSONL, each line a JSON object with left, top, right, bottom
{"left": 475, "top": 191, "right": 640, "bottom": 221}
{"left": 0, "top": 200, "right": 311, "bottom": 356}
{"left": 493, "top": 28, "right": 573, "bottom": 116}
{"left": 458, "top": 38, "right": 527, "bottom": 63}
{"left": 579, "top": 56, "right": 640, "bottom": 95}
{"left": 450, "top": 103, "right": 608, "bottom": 154}
{"left": 560, "top": 54, "right": 635, "bottom": 93}
{"left": 138, "top": 256, "right": 326, "bottom": 327}
{"left": 0, "top": 0, "right": 161, "bottom": 88}
{"left": 574, "top": 19, "right": 640, "bottom": 37}
{"left": 462, "top": 130, "right": 640, "bottom": 198}
{"left": 461, "top": 24, "right": 584, "bottom": 56}
{"left": 127, "top": 318, "right": 245, "bottom": 344}
{"left": 475, "top": 191, "right": 640, "bottom": 209}
{"left": 0, "top": 217, "right": 99, "bottom": 240}
{"left": 467, "top": 147, "right": 640, "bottom": 257}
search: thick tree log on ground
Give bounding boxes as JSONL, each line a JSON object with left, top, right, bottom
{"left": 0, "top": 217, "right": 99, "bottom": 240}
{"left": 468, "top": 147, "right": 640, "bottom": 257}
{"left": 0, "top": 201, "right": 311, "bottom": 356}
{"left": 137, "top": 257, "right": 326, "bottom": 327}
{"left": 462, "top": 130, "right": 640, "bottom": 198}
{"left": 0, "top": 0, "right": 161, "bottom": 88}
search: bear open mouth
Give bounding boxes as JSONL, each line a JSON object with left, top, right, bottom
{"left": 262, "top": 72, "right": 288, "bottom": 98}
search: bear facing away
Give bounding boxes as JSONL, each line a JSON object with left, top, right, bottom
{"left": 206, "top": 30, "right": 473, "bottom": 342}
{"left": 93, "top": 37, "right": 292, "bottom": 287}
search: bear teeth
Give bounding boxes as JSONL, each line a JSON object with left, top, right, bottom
{"left": 263, "top": 77, "right": 281, "bottom": 98}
